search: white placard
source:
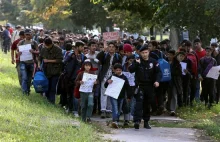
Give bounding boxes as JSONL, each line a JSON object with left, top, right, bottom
{"left": 123, "top": 72, "right": 135, "bottom": 86}
{"left": 105, "top": 76, "right": 125, "bottom": 99}
{"left": 103, "top": 31, "right": 119, "bottom": 41}
{"left": 206, "top": 66, "right": 220, "bottom": 80}
{"left": 18, "top": 44, "right": 33, "bottom": 61}
{"left": 180, "top": 62, "right": 187, "bottom": 75}
{"left": 79, "top": 73, "right": 97, "bottom": 93}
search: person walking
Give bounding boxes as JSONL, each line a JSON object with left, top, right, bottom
{"left": 129, "top": 45, "right": 161, "bottom": 129}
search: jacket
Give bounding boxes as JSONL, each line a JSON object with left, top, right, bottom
{"left": 170, "top": 58, "right": 183, "bottom": 95}
{"left": 199, "top": 56, "right": 217, "bottom": 78}
{"left": 63, "top": 52, "right": 86, "bottom": 80}
{"left": 129, "top": 57, "right": 161, "bottom": 86}
{"left": 39, "top": 44, "right": 63, "bottom": 78}
{"left": 96, "top": 51, "right": 122, "bottom": 81}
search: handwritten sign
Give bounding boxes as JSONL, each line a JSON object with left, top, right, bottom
{"left": 103, "top": 31, "right": 119, "bottom": 41}
{"left": 18, "top": 44, "right": 33, "bottom": 61}
{"left": 206, "top": 66, "right": 220, "bottom": 80}
{"left": 105, "top": 76, "right": 125, "bottom": 99}
{"left": 79, "top": 73, "right": 97, "bottom": 93}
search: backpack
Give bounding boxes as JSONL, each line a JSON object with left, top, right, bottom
{"left": 151, "top": 51, "right": 171, "bottom": 82}
{"left": 186, "top": 53, "right": 198, "bottom": 76}
{"left": 57, "top": 52, "right": 85, "bottom": 96}
{"left": 33, "top": 63, "right": 49, "bottom": 93}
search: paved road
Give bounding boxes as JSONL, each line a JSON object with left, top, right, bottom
{"left": 103, "top": 127, "right": 197, "bottom": 142}
{"left": 92, "top": 116, "right": 213, "bottom": 142}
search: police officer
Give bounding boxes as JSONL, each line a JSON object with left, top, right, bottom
{"left": 129, "top": 45, "right": 161, "bottom": 129}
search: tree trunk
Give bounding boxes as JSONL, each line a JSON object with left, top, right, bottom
{"left": 170, "top": 27, "right": 179, "bottom": 50}
{"left": 160, "top": 29, "right": 163, "bottom": 41}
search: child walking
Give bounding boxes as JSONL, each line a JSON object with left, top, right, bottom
{"left": 75, "top": 59, "right": 98, "bottom": 122}
{"left": 105, "top": 63, "right": 130, "bottom": 128}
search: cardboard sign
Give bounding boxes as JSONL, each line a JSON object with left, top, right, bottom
{"left": 103, "top": 31, "right": 119, "bottom": 41}
{"left": 79, "top": 73, "right": 97, "bottom": 93}
{"left": 105, "top": 76, "right": 125, "bottom": 99}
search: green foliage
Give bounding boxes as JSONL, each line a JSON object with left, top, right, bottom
{"left": 153, "top": 0, "right": 220, "bottom": 44}
{"left": 98, "top": 0, "right": 220, "bottom": 44}
{"left": 0, "top": 52, "right": 102, "bottom": 142}
{"left": 70, "top": 0, "right": 113, "bottom": 31}
{"left": 0, "top": 0, "right": 20, "bottom": 24}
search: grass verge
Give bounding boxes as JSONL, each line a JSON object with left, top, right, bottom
{"left": 176, "top": 102, "right": 220, "bottom": 141}
{"left": 0, "top": 52, "right": 102, "bottom": 142}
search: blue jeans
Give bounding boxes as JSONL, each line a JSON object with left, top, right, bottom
{"left": 80, "top": 92, "right": 94, "bottom": 122}
{"left": 20, "top": 62, "right": 34, "bottom": 94}
{"left": 46, "top": 76, "right": 59, "bottom": 104}
{"left": 110, "top": 97, "right": 124, "bottom": 122}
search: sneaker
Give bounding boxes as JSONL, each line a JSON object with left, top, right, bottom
{"left": 111, "top": 122, "right": 119, "bottom": 129}
{"left": 101, "top": 112, "right": 106, "bottom": 119}
{"left": 134, "top": 122, "right": 140, "bottom": 129}
{"left": 144, "top": 121, "right": 151, "bottom": 129}
{"left": 73, "top": 112, "right": 79, "bottom": 117}
{"left": 124, "top": 120, "right": 129, "bottom": 126}
{"left": 170, "top": 111, "right": 176, "bottom": 116}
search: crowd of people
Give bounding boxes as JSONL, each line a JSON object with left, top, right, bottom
{"left": 2, "top": 23, "right": 220, "bottom": 130}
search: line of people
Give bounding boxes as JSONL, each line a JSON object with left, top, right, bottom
{"left": 10, "top": 28, "right": 220, "bottom": 130}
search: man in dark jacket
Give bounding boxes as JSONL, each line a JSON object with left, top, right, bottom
{"left": 96, "top": 42, "right": 122, "bottom": 118}
{"left": 129, "top": 45, "right": 161, "bottom": 129}
{"left": 62, "top": 41, "right": 86, "bottom": 116}
{"left": 148, "top": 40, "right": 167, "bottom": 114}
{"left": 199, "top": 46, "right": 217, "bottom": 109}
{"left": 2, "top": 23, "right": 11, "bottom": 54}
{"left": 38, "top": 37, "right": 63, "bottom": 104}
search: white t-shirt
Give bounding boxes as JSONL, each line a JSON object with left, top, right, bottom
{"left": 12, "top": 30, "right": 20, "bottom": 43}
{"left": 86, "top": 51, "right": 99, "bottom": 74}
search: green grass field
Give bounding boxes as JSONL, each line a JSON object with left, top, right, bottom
{"left": 0, "top": 52, "right": 102, "bottom": 142}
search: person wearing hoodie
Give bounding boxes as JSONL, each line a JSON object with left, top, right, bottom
{"left": 105, "top": 63, "right": 131, "bottom": 128}
{"left": 148, "top": 40, "right": 167, "bottom": 115}
{"left": 62, "top": 41, "right": 87, "bottom": 116}
{"left": 122, "top": 43, "right": 134, "bottom": 125}
{"left": 75, "top": 59, "right": 98, "bottom": 122}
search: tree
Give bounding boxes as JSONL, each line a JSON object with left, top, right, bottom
{"left": 97, "top": 0, "right": 220, "bottom": 45}
{"left": 154, "top": 0, "right": 220, "bottom": 45}
{"left": 70, "top": 0, "right": 113, "bottom": 32}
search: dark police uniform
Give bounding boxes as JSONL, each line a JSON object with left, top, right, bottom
{"left": 129, "top": 57, "right": 161, "bottom": 127}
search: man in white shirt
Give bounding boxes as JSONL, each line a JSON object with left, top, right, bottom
{"left": 12, "top": 25, "right": 22, "bottom": 43}
{"left": 86, "top": 41, "right": 100, "bottom": 114}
